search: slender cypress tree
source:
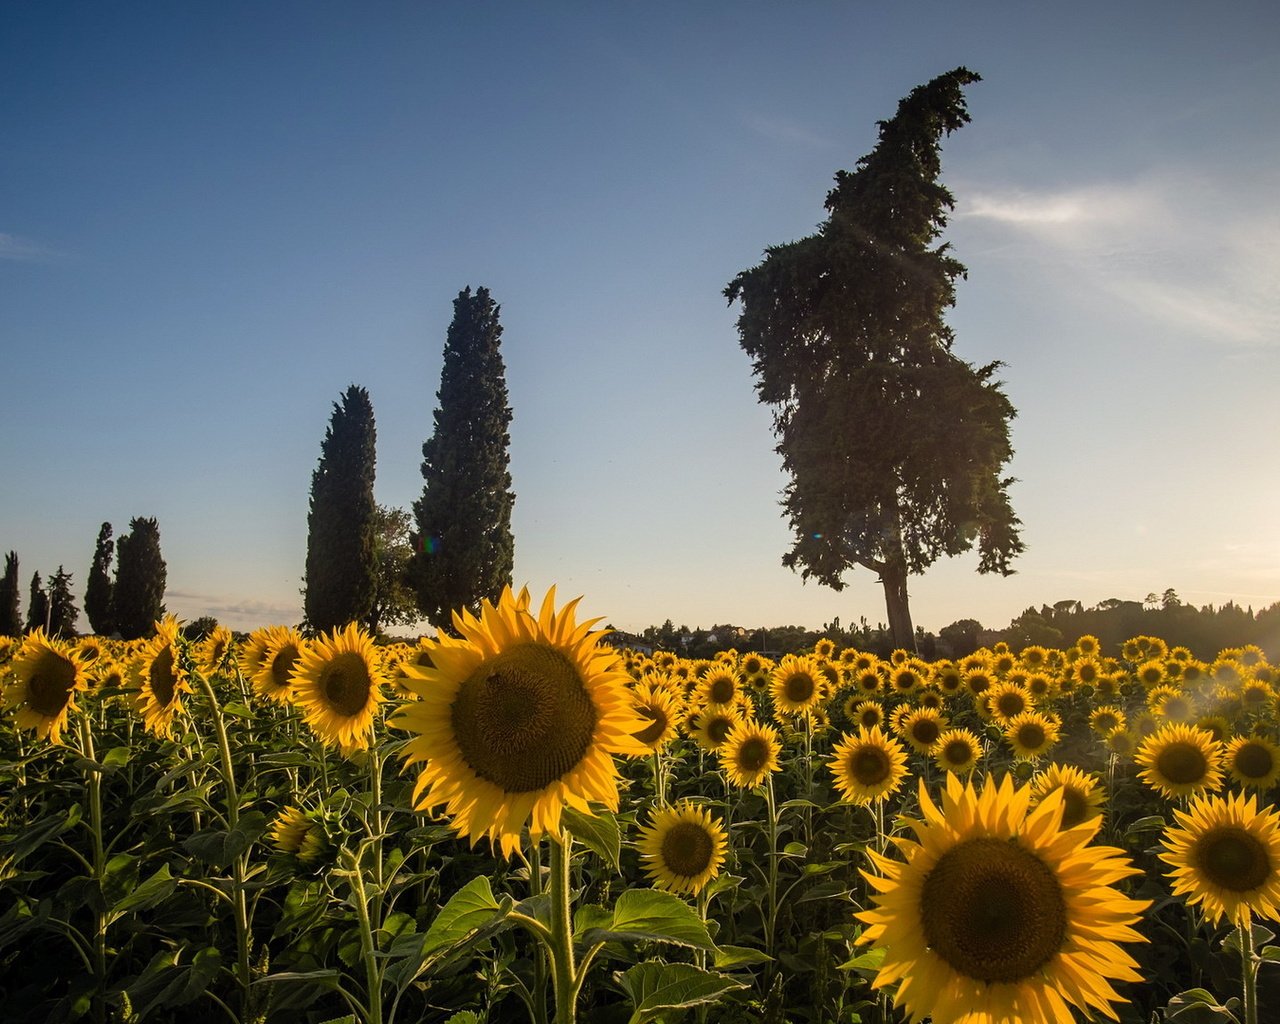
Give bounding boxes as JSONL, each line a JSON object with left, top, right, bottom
{"left": 0, "top": 552, "right": 20, "bottom": 636}
{"left": 410, "top": 286, "right": 515, "bottom": 630}
{"left": 47, "top": 566, "right": 79, "bottom": 638}
{"left": 84, "top": 522, "right": 116, "bottom": 635}
{"left": 26, "top": 571, "right": 49, "bottom": 634}
{"left": 113, "top": 517, "right": 167, "bottom": 640}
{"left": 303, "top": 384, "right": 378, "bottom": 632}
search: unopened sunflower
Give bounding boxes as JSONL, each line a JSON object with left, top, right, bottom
{"left": 392, "top": 587, "right": 647, "bottom": 858}
{"left": 857, "top": 773, "right": 1149, "bottom": 1024}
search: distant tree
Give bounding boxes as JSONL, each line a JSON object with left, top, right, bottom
{"left": 182, "top": 616, "right": 220, "bottom": 642}
{"left": 113, "top": 517, "right": 167, "bottom": 640}
{"left": 0, "top": 552, "right": 20, "bottom": 635}
{"left": 84, "top": 522, "right": 116, "bottom": 635}
{"left": 725, "top": 67, "right": 1023, "bottom": 650}
{"left": 410, "top": 286, "right": 515, "bottom": 631}
{"left": 367, "top": 504, "right": 419, "bottom": 635}
{"left": 303, "top": 384, "right": 378, "bottom": 632}
{"left": 47, "top": 566, "right": 79, "bottom": 638}
{"left": 25, "top": 571, "right": 49, "bottom": 634}
{"left": 938, "top": 618, "right": 983, "bottom": 658}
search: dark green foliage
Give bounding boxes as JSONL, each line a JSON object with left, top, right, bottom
{"left": 25, "top": 571, "right": 48, "bottom": 634}
{"left": 113, "top": 517, "right": 167, "bottom": 640}
{"left": 725, "top": 68, "right": 1023, "bottom": 648}
{"left": 367, "top": 504, "right": 418, "bottom": 635}
{"left": 0, "top": 551, "right": 20, "bottom": 635}
{"left": 182, "top": 615, "right": 220, "bottom": 641}
{"left": 46, "top": 566, "right": 78, "bottom": 638}
{"left": 304, "top": 384, "right": 378, "bottom": 632}
{"left": 84, "top": 521, "right": 116, "bottom": 635}
{"left": 410, "top": 286, "right": 515, "bottom": 631}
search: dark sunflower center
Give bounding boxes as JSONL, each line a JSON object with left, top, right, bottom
{"left": 451, "top": 643, "right": 596, "bottom": 793}
{"left": 784, "top": 673, "right": 816, "bottom": 703}
{"left": 850, "top": 746, "right": 890, "bottom": 785}
{"left": 706, "top": 715, "right": 734, "bottom": 745}
{"left": 1059, "top": 788, "right": 1089, "bottom": 829}
{"left": 270, "top": 645, "right": 301, "bottom": 691}
{"left": 708, "top": 677, "right": 736, "bottom": 705}
{"left": 859, "top": 709, "right": 881, "bottom": 728}
{"left": 149, "top": 647, "right": 178, "bottom": 707}
{"left": 942, "top": 739, "right": 973, "bottom": 766}
{"left": 1234, "top": 743, "right": 1275, "bottom": 780}
{"left": 1017, "top": 723, "right": 1046, "bottom": 750}
{"left": 1193, "top": 827, "right": 1272, "bottom": 892}
{"left": 997, "top": 693, "right": 1025, "bottom": 718}
{"left": 633, "top": 705, "right": 668, "bottom": 745}
{"left": 1156, "top": 741, "right": 1208, "bottom": 785}
{"left": 910, "top": 718, "right": 941, "bottom": 747}
{"left": 661, "top": 821, "right": 714, "bottom": 878}
{"left": 895, "top": 672, "right": 918, "bottom": 690}
{"left": 920, "top": 837, "right": 1067, "bottom": 984}
{"left": 27, "top": 650, "right": 77, "bottom": 717}
{"left": 736, "top": 736, "right": 771, "bottom": 773}
{"left": 1095, "top": 713, "right": 1118, "bottom": 731}
{"left": 320, "top": 651, "right": 373, "bottom": 718}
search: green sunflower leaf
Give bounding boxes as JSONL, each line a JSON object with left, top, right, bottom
{"left": 562, "top": 805, "right": 622, "bottom": 872}
{"left": 580, "top": 888, "right": 717, "bottom": 951}
{"left": 616, "top": 961, "right": 746, "bottom": 1024}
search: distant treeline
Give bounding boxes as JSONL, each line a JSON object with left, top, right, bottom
{"left": 622, "top": 591, "right": 1280, "bottom": 662}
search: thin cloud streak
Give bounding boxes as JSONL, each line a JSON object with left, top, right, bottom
{"left": 0, "top": 232, "right": 61, "bottom": 262}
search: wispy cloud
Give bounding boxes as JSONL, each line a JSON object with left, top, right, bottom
{"left": 741, "top": 112, "right": 833, "bottom": 150}
{"left": 955, "top": 174, "right": 1280, "bottom": 347}
{"left": 165, "top": 589, "right": 302, "bottom": 629}
{"left": 0, "top": 232, "right": 62, "bottom": 262}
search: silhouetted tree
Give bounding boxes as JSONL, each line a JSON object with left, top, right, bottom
{"left": 410, "top": 286, "right": 515, "bottom": 631}
{"left": 304, "top": 385, "right": 378, "bottom": 632}
{"left": 367, "top": 504, "right": 418, "bottom": 635}
{"left": 84, "top": 522, "right": 116, "bottom": 635}
{"left": 25, "top": 571, "right": 48, "bottom": 634}
{"left": 113, "top": 517, "right": 167, "bottom": 640}
{"left": 47, "top": 566, "right": 78, "bottom": 638}
{"left": 726, "top": 68, "right": 1023, "bottom": 650}
{"left": 0, "top": 552, "right": 20, "bottom": 635}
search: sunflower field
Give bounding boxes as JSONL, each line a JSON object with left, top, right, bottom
{"left": 2, "top": 587, "right": 1278, "bottom": 1024}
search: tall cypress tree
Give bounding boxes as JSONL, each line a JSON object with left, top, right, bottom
{"left": 113, "top": 517, "right": 167, "bottom": 640}
{"left": 410, "top": 286, "right": 515, "bottom": 630}
{"left": 26, "top": 571, "right": 49, "bottom": 634}
{"left": 304, "top": 384, "right": 378, "bottom": 632}
{"left": 84, "top": 522, "right": 116, "bottom": 635}
{"left": 47, "top": 566, "right": 79, "bottom": 638}
{"left": 0, "top": 552, "right": 20, "bottom": 635}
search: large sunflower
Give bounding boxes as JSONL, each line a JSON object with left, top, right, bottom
{"left": 717, "top": 719, "right": 782, "bottom": 789}
{"left": 636, "top": 801, "right": 728, "bottom": 896}
{"left": 1224, "top": 734, "right": 1280, "bottom": 792}
{"left": 857, "top": 773, "right": 1150, "bottom": 1024}
{"left": 293, "top": 622, "right": 385, "bottom": 753}
{"left": 131, "top": 618, "right": 192, "bottom": 739}
{"left": 1136, "top": 722, "right": 1224, "bottom": 800}
{"left": 1159, "top": 789, "right": 1280, "bottom": 926}
{"left": 828, "top": 726, "right": 909, "bottom": 805}
{"left": 392, "top": 587, "right": 647, "bottom": 858}
{"left": 3, "top": 630, "right": 88, "bottom": 743}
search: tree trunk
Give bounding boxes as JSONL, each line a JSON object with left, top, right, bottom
{"left": 880, "top": 560, "right": 916, "bottom": 653}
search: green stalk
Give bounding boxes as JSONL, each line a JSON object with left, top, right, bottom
{"left": 193, "top": 672, "right": 252, "bottom": 1017}
{"left": 77, "top": 715, "right": 107, "bottom": 1024}
{"left": 764, "top": 774, "right": 779, "bottom": 963}
{"left": 548, "top": 832, "right": 578, "bottom": 1024}
{"left": 350, "top": 856, "right": 384, "bottom": 1024}
{"left": 528, "top": 839, "right": 549, "bottom": 1024}
{"left": 1239, "top": 918, "right": 1258, "bottom": 1024}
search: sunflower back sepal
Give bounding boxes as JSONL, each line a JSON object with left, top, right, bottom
{"left": 614, "top": 961, "right": 747, "bottom": 1023}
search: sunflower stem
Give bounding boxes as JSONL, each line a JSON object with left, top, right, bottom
{"left": 650, "top": 749, "right": 667, "bottom": 807}
{"left": 1239, "top": 917, "right": 1258, "bottom": 1024}
{"left": 548, "top": 831, "right": 578, "bottom": 1024}
{"left": 349, "top": 851, "right": 385, "bottom": 1024}
{"left": 528, "top": 839, "right": 549, "bottom": 1024}
{"left": 77, "top": 715, "right": 107, "bottom": 1024}
{"left": 764, "top": 773, "right": 779, "bottom": 967}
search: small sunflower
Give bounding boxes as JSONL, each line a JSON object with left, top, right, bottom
{"left": 131, "top": 618, "right": 191, "bottom": 739}
{"left": 1030, "top": 763, "right": 1106, "bottom": 830}
{"left": 629, "top": 681, "right": 684, "bottom": 753}
{"left": 932, "top": 728, "right": 983, "bottom": 775}
{"left": 253, "top": 626, "right": 307, "bottom": 705}
{"left": 3, "top": 630, "right": 88, "bottom": 743}
{"left": 813, "top": 637, "right": 836, "bottom": 660}
{"left": 828, "top": 726, "right": 909, "bottom": 805}
{"left": 1225, "top": 734, "right": 1280, "bottom": 791}
{"left": 392, "top": 587, "right": 647, "bottom": 857}
{"left": 1090, "top": 705, "right": 1127, "bottom": 736}
{"left": 888, "top": 662, "right": 924, "bottom": 697}
{"left": 636, "top": 801, "right": 728, "bottom": 896}
{"left": 197, "top": 626, "right": 236, "bottom": 680}
{"left": 695, "top": 664, "right": 740, "bottom": 709}
{"left": 269, "top": 805, "right": 313, "bottom": 855}
{"left": 987, "top": 681, "right": 1032, "bottom": 725}
{"left": 293, "top": 622, "right": 386, "bottom": 753}
{"left": 852, "top": 699, "right": 885, "bottom": 731}
{"left": 717, "top": 719, "right": 782, "bottom": 789}
{"left": 1003, "top": 711, "right": 1060, "bottom": 761}
{"left": 1160, "top": 789, "right": 1280, "bottom": 926}
{"left": 690, "top": 706, "right": 742, "bottom": 752}
{"left": 931, "top": 662, "right": 964, "bottom": 696}
{"left": 1105, "top": 727, "right": 1138, "bottom": 760}
{"left": 1136, "top": 723, "right": 1224, "bottom": 800}
{"left": 769, "top": 654, "right": 826, "bottom": 716}
{"left": 856, "top": 773, "right": 1149, "bottom": 1024}
{"left": 897, "top": 706, "right": 947, "bottom": 756}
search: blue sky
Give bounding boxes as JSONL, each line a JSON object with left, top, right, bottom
{"left": 3, "top": 2, "right": 1278, "bottom": 635}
